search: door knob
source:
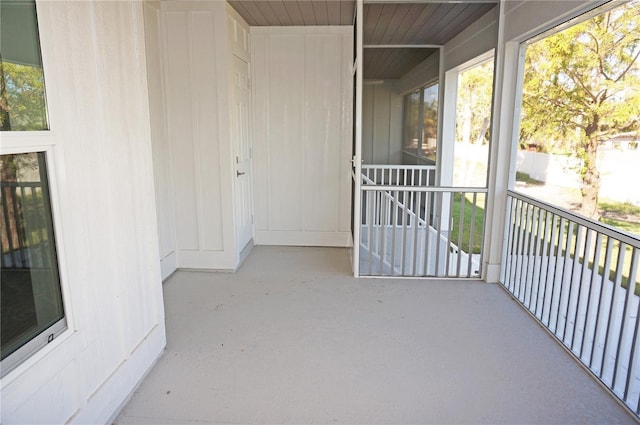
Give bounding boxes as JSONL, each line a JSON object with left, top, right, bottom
{"left": 237, "top": 171, "right": 246, "bottom": 177}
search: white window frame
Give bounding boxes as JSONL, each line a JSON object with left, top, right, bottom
{"left": 0, "top": 0, "right": 74, "bottom": 379}
{"left": 402, "top": 80, "right": 440, "bottom": 164}
{"left": 0, "top": 139, "right": 74, "bottom": 380}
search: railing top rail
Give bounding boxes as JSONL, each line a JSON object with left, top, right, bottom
{"left": 361, "top": 164, "right": 436, "bottom": 170}
{"left": 1, "top": 181, "right": 42, "bottom": 188}
{"left": 508, "top": 189, "right": 640, "bottom": 249}
{"left": 362, "top": 184, "right": 488, "bottom": 193}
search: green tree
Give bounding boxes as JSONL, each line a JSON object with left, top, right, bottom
{"left": 0, "top": 60, "right": 48, "bottom": 131}
{"left": 456, "top": 60, "right": 494, "bottom": 145}
{"left": 520, "top": 1, "right": 640, "bottom": 219}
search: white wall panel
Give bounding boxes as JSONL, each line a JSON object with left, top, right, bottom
{"left": 143, "top": 2, "right": 177, "bottom": 280}
{"left": 395, "top": 52, "right": 439, "bottom": 95}
{"left": 227, "top": 3, "right": 251, "bottom": 62}
{"left": 304, "top": 34, "right": 342, "bottom": 232}
{"left": 267, "top": 34, "right": 305, "bottom": 231}
{"left": 164, "top": 10, "right": 199, "bottom": 251}
{"left": 252, "top": 34, "right": 271, "bottom": 236}
{"left": 191, "top": 11, "right": 224, "bottom": 252}
{"left": 443, "top": 6, "right": 497, "bottom": 72}
{"left": 160, "top": 1, "right": 237, "bottom": 269}
{"left": 1, "top": 1, "right": 166, "bottom": 424}
{"left": 362, "top": 82, "right": 403, "bottom": 165}
{"left": 252, "top": 27, "right": 352, "bottom": 247}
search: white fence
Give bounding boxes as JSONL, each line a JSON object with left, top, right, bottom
{"left": 502, "top": 191, "right": 640, "bottom": 417}
{"left": 359, "top": 165, "right": 485, "bottom": 278}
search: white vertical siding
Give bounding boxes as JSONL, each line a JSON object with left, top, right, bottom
{"left": 144, "top": 1, "right": 177, "bottom": 280}
{"left": 251, "top": 27, "right": 353, "bottom": 247}
{"left": 362, "top": 82, "right": 403, "bottom": 165}
{"left": 442, "top": 6, "right": 498, "bottom": 72}
{"left": 160, "top": 1, "right": 237, "bottom": 269}
{"left": 395, "top": 52, "right": 440, "bottom": 95}
{"left": 0, "top": 1, "right": 166, "bottom": 424}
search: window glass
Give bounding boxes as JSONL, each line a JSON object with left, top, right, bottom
{"left": 402, "top": 84, "right": 439, "bottom": 164}
{"left": 0, "top": 0, "right": 49, "bottom": 131}
{"left": 1, "top": 153, "right": 65, "bottom": 373}
{"left": 421, "top": 84, "right": 438, "bottom": 161}
{"left": 403, "top": 90, "right": 421, "bottom": 155}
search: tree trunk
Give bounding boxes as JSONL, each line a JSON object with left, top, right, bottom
{"left": 0, "top": 59, "right": 12, "bottom": 131}
{"left": 1, "top": 156, "right": 20, "bottom": 257}
{"left": 474, "top": 117, "right": 490, "bottom": 145}
{"left": 580, "top": 134, "right": 600, "bottom": 220}
{"left": 461, "top": 100, "right": 471, "bottom": 145}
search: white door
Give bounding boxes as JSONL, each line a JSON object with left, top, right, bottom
{"left": 230, "top": 54, "right": 253, "bottom": 251}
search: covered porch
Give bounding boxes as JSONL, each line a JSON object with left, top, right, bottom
{"left": 116, "top": 246, "right": 633, "bottom": 424}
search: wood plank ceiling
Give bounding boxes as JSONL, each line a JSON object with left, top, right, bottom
{"left": 228, "top": 1, "right": 356, "bottom": 26}
{"left": 363, "top": 48, "right": 437, "bottom": 79}
{"left": 228, "top": 1, "right": 497, "bottom": 79}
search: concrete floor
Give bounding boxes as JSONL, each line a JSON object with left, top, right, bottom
{"left": 116, "top": 246, "right": 635, "bottom": 424}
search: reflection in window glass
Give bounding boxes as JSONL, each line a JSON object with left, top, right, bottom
{"left": 402, "top": 84, "right": 439, "bottom": 164}
{"left": 403, "top": 91, "right": 421, "bottom": 155}
{"left": 422, "top": 84, "right": 438, "bottom": 161}
{"left": 0, "top": 0, "right": 48, "bottom": 131}
{"left": 1, "top": 153, "right": 65, "bottom": 373}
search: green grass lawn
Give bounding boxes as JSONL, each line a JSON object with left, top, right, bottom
{"left": 515, "top": 171, "right": 545, "bottom": 186}
{"left": 599, "top": 199, "right": 640, "bottom": 237}
{"left": 511, "top": 209, "right": 640, "bottom": 295}
{"left": 450, "top": 192, "right": 485, "bottom": 254}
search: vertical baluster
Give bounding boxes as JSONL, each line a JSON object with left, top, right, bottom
{"left": 380, "top": 191, "right": 388, "bottom": 275}
{"left": 600, "top": 241, "right": 626, "bottom": 382}
{"left": 553, "top": 220, "right": 574, "bottom": 334}
{"left": 401, "top": 190, "right": 408, "bottom": 276}
{"left": 456, "top": 192, "right": 465, "bottom": 277}
{"left": 549, "top": 218, "right": 567, "bottom": 331}
{"left": 435, "top": 192, "right": 442, "bottom": 277}
{"left": 10, "top": 185, "right": 27, "bottom": 267}
{"left": 563, "top": 225, "right": 584, "bottom": 344}
{"left": 411, "top": 191, "right": 422, "bottom": 276}
{"left": 531, "top": 209, "right": 548, "bottom": 316}
{"left": 534, "top": 210, "right": 550, "bottom": 318}
{"left": 542, "top": 214, "right": 559, "bottom": 326}
{"left": 2, "top": 185, "right": 17, "bottom": 268}
{"left": 623, "top": 248, "right": 640, "bottom": 408}
{"left": 591, "top": 236, "right": 614, "bottom": 372}
{"left": 391, "top": 190, "right": 398, "bottom": 275}
{"left": 514, "top": 201, "right": 529, "bottom": 299}
{"left": 509, "top": 199, "right": 521, "bottom": 294}
{"left": 368, "top": 189, "right": 374, "bottom": 275}
{"left": 467, "top": 192, "right": 478, "bottom": 278}
{"left": 423, "top": 190, "right": 432, "bottom": 276}
{"left": 523, "top": 206, "right": 540, "bottom": 309}
{"left": 506, "top": 198, "right": 518, "bottom": 291}
{"left": 501, "top": 196, "right": 516, "bottom": 288}
{"left": 444, "top": 192, "right": 455, "bottom": 277}
{"left": 571, "top": 227, "right": 593, "bottom": 353}
{"left": 612, "top": 247, "right": 638, "bottom": 393}
{"left": 581, "top": 232, "right": 603, "bottom": 360}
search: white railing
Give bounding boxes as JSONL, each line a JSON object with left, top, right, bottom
{"left": 1, "top": 181, "right": 52, "bottom": 269}
{"left": 361, "top": 164, "right": 436, "bottom": 187}
{"left": 501, "top": 190, "right": 640, "bottom": 418}
{"left": 360, "top": 171, "right": 486, "bottom": 278}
